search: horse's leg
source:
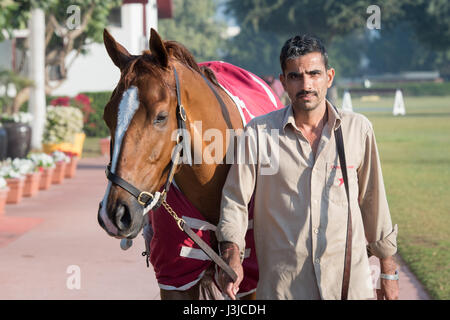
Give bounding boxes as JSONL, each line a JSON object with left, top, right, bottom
{"left": 239, "top": 292, "right": 256, "bottom": 300}
{"left": 160, "top": 285, "right": 199, "bottom": 300}
{"left": 159, "top": 265, "right": 225, "bottom": 300}
{"left": 198, "top": 265, "right": 225, "bottom": 300}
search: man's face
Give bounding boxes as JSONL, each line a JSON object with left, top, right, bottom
{"left": 280, "top": 52, "right": 335, "bottom": 112}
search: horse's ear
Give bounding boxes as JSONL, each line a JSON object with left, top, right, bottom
{"left": 149, "top": 28, "right": 168, "bottom": 68}
{"left": 103, "top": 28, "right": 132, "bottom": 70}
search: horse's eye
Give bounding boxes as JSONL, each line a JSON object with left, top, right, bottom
{"left": 154, "top": 112, "right": 168, "bottom": 124}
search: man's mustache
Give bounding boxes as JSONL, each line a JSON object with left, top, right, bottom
{"left": 296, "top": 90, "right": 318, "bottom": 98}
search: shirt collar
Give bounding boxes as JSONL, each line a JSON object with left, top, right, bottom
{"left": 282, "top": 100, "right": 342, "bottom": 133}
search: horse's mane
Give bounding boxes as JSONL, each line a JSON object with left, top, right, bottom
{"left": 120, "top": 40, "right": 219, "bottom": 88}
{"left": 164, "top": 41, "right": 202, "bottom": 74}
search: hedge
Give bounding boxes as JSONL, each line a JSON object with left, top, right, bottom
{"left": 79, "top": 91, "right": 112, "bottom": 138}
{"left": 337, "top": 81, "right": 450, "bottom": 97}
{"left": 46, "top": 91, "right": 112, "bottom": 138}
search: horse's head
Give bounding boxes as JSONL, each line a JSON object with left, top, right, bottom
{"left": 98, "top": 29, "right": 187, "bottom": 239}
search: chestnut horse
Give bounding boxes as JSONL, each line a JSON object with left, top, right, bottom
{"left": 98, "top": 28, "right": 273, "bottom": 299}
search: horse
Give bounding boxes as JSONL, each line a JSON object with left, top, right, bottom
{"left": 98, "top": 28, "right": 282, "bottom": 299}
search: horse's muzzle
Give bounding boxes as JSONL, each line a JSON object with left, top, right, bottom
{"left": 98, "top": 199, "right": 144, "bottom": 239}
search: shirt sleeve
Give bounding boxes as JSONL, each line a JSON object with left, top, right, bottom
{"left": 357, "top": 124, "right": 398, "bottom": 259}
{"left": 216, "top": 122, "right": 258, "bottom": 259}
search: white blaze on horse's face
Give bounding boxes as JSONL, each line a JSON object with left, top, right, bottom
{"left": 100, "top": 86, "right": 140, "bottom": 236}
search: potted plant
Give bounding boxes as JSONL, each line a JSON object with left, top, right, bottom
{"left": 0, "top": 176, "right": 10, "bottom": 216}
{"left": 51, "top": 151, "right": 70, "bottom": 184}
{"left": 64, "top": 151, "right": 79, "bottom": 179}
{"left": 0, "top": 70, "right": 33, "bottom": 161}
{"left": 100, "top": 136, "right": 111, "bottom": 158}
{"left": 28, "top": 152, "right": 55, "bottom": 191}
{"left": 42, "top": 106, "right": 85, "bottom": 157}
{"left": 0, "top": 160, "right": 25, "bottom": 204}
{"left": 0, "top": 112, "right": 33, "bottom": 159}
{"left": 12, "top": 158, "right": 41, "bottom": 197}
{"left": 0, "top": 123, "right": 7, "bottom": 161}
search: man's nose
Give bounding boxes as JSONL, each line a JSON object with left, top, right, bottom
{"left": 301, "top": 75, "right": 314, "bottom": 90}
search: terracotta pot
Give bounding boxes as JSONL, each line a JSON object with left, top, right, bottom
{"left": 0, "top": 187, "right": 9, "bottom": 216}
{"left": 5, "top": 177, "right": 25, "bottom": 204}
{"left": 52, "top": 161, "right": 67, "bottom": 184}
{"left": 100, "top": 137, "right": 111, "bottom": 158}
{"left": 39, "top": 167, "right": 54, "bottom": 190}
{"left": 23, "top": 171, "right": 42, "bottom": 197}
{"left": 65, "top": 156, "right": 79, "bottom": 178}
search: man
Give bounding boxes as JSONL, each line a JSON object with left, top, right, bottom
{"left": 216, "top": 35, "right": 399, "bottom": 300}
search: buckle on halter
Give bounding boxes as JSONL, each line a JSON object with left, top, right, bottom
{"left": 138, "top": 191, "right": 153, "bottom": 206}
{"left": 178, "top": 105, "right": 187, "bottom": 121}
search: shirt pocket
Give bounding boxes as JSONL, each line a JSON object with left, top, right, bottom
{"left": 325, "top": 162, "right": 358, "bottom": 206}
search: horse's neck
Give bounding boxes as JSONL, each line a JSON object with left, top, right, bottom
{"left": 174, "top": 66, "right": 242, "bottom": 225}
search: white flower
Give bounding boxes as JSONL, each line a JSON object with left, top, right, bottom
{"left": 0, "top": 177, "right": 7, "bottom": 189}
{"left": 0, "top": 161, "right": 24, "bottom": 179}
{"left": 43, "top": 106, "right": 83, "bottom": 144}
{"left": 28, "top": 153, "right": 55, "bottom": 169}
{"left": 51, "top": 150, "right": 70, "bottom": 163}
{"left": 1, "top": 112, "right": 33, "bottom": 125}
{"left": 11, "top": 158, "right": 36, "bottom": 175}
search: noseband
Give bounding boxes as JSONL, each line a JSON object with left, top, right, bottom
{"left": 105, "top": 67, "right": 187, "bottom": 213}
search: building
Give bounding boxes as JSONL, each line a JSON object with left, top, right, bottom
{"left": 0, "top": 0, "right": 173, "bottom": 96}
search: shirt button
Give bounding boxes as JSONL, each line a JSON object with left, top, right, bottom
{"left": 314, "top": 228, "right": 319, "bottom": 234}
{"left": 315, "top": 258, "right": 320, "bottom": 264}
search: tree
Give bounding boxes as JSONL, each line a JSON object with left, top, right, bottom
{"left": 223, "top": 0, "right": 450, "bottom": 79}
{"left": 225, "top": 0, "right": 405, "bottom": 45}
{"left": 403, "top": 0, "right": 450, "bottom": 51}
{"left": 221, "top": 0, "right": 405, "bottom": 79}
{"left": 327, "top": 30, "right": 368, "bottom": 79}
{"left": 157, "top": 0, "right": 227, "bottom": 62}
{"left": 223, "top": 27, "right": 285, "bottom": 76}
{"left": 0, "top": 0, "right": 120, "bottom": 113}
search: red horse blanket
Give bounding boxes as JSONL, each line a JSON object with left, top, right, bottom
{"left": 148, "top": 61, "right": 284, "bottom": 297}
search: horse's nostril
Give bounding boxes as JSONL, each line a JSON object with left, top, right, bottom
{"left": 115, "top": 204, "right": 132, "bottom": 231}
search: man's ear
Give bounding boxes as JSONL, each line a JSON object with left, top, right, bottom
{"left": 149, "top": 28, "right": 169, "bottom": 68}
{"left": 103, "top": 28, "right": 133, "bottom": 70}
{"left": 327, "top": 68, "right": 335, "bottom": 88}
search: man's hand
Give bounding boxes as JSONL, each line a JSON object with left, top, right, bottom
{"left": 218, "top": 242, "right": 244, "bottom": 300}
{"left": 377, "top": 278, "right": 399, "bottom": 300}
{"left": 377, "top": 256, "right": 399, "bottom": 300}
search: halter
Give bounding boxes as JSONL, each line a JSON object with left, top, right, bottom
{"left": 105, "top": 67, "right": 187, "bottom": 213}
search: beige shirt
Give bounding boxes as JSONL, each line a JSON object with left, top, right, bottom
{"left": 217, "top": 101, "right": 398, "bottom": 300}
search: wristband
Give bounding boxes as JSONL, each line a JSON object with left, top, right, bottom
{"left": 380, "top": 270, "right": 399, "bottom": 280}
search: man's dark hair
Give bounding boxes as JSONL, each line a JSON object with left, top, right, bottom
{"left": 280, "top": 34, "right": 329, "bottom": 73}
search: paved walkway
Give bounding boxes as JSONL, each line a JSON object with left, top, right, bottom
{"left": 0, "top": 156, "right": 430, "bottom": 300}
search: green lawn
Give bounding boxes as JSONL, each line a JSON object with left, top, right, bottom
{"left": 342, "top": 95, "right": 450, "bottom": 299}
